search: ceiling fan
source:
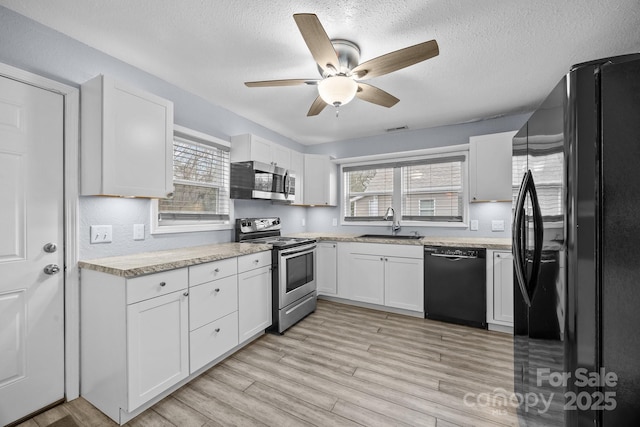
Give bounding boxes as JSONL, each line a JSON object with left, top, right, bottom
{"left": 245, "top": 13, "right": 439, "bottom": 117}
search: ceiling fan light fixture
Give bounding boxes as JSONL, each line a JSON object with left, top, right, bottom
{"left": 318, "top": 76, "right": 357, "bottom": 107}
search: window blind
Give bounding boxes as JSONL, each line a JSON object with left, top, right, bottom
{"left": 158, "top": 137, "right": 230, "bottom": 224}
{"left": 343, "top": 166, "right": 394, "bottom": 221}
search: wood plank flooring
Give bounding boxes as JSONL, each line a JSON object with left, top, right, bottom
{"left": 18, "top": 300, "right": 518, "bottom": 427}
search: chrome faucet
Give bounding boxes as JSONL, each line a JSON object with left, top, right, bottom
{"left": 383, "top": 207, "right": 401, "bottom": 234}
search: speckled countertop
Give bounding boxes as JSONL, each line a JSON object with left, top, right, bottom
{"left": 78, "top": 243, "right": 272, "bottom": 277}
{"left": 287, "top": 232, "right": 512, "bottom": 250}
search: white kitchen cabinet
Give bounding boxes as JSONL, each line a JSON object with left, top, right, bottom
{"left": 127, "top": 290, "right": 189, "bottom": 411}
{"left": 290, "top": 149, "right": 304, "bottom": 204}
{"left": 237, "top": 253, "right": 272, "bottom": 343}
{"left": 81, "top": 75, "right": 174, "bottom": 198}
{"left": 304, "top": 154, "right": 337, "bottom": 206}
{"left": 81, "top": 268, "right": 189, "bottom": 423}
{"left": 384, "top": 256, "right": 424, "bottom": 311}
{"left": 469, "top": 131, "right": 516, "bottom": 202}
{"left": 316, "top": 242, "right": 337, "bottom": 295}
{"left": 487, "top": 250, "right": 514, "bottom": 331}
{"left": 337, "top": 243, "right": 423, "bottom": 312}
{"left": 231, "top": 133, "right": 291, "bottom": 169}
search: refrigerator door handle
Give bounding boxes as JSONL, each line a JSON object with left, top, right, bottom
{"left": 526, "top": 172, "right": 544, "bottom": 303}
{"left": 513, "top": 171, "right": 532, "bottom": 307}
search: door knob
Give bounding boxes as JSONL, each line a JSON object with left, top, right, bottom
{"left": 44, "top": 264, "right": 60, "bottom": 275}
{"left": 44, "top": 243, "right": 57, "bottom": 253}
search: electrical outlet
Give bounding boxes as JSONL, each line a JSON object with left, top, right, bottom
{"left": 133, "top": 224, "right": 145, "bottom": 240}
{"left": 301, "top": 218, "right": 306, "bottom": 227}
{"left": 470, "top": 220, "right": 479, "bottom": 231}
{"left": 332, "top": 218, "right": 338, "bottom": 227}
{"left": 491, "top": 220, "right": 505, "bottom": 232}
{"left": 90, "top": 225, "right": 112, "bottom": 243}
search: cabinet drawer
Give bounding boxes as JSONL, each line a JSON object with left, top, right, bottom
{"left": 189, "top": 275, "right": 238, "bottom": 330}
{"left": 126, "top": 268, "right": 188, "bottom": 304}
{"left": 190, "top": 311, "right": 238, "bottom": 373}
{"left": 189, "top": 258, "right": 237, "bottom": 287}
{"left": 238, "top": 251, "right": 271, "bottom": 273}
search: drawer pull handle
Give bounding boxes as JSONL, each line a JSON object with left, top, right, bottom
{"left": 159, "top": 282, "right": 166, "bottom": 287}
{"left": 183, "top": 291, "right": 189, "bottom": 297}
{"left": 214, "top": 268, "right": 220, "bottom": 273}
{"left": 214, "top": 288, "right": 220, "bottom": 293}
{"left": 253, "top": 259, "right": 259, "bottom": 263}
{"left": 214, "top": 328, "right": 220, "bottom": 333}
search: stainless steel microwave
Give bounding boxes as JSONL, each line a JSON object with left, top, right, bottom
{"left": 230, "top": 161, "right": 295, "bottom": 202}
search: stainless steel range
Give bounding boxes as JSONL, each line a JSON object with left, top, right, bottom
{"left": 236, "top": 217, "right": 317, "bottom": 333}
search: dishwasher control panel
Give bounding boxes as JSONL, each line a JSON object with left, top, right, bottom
{"left": 424, "top": 246, "right": 485, "bottom": 259}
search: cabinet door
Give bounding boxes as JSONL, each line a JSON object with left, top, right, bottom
{"left": 384, "top": 256, "right": 424, "bottom": 311}
{"left": 304, "top": 154, "right": 336, "bottom": 206}
{"left": 81, "top": 75, "right": 173, "bottom": 198}
{"left": 238, "top": 265, "right": 272, "bottom": 343}
{"left": 493, "top": 252, "right": 514, "bottom": 323}
{"left": 250, "top": 136, "right": 272, "bottom": 164}
{"left": 271, "top": 144, "right": 291, "bottom": 169}
{"left": 469, "top": 131, "right": 516, "bottom": 202}
{"left": 126, "top": 290, "right": 189, "bottom": 411}
{"left": 316, "top": 242, "right": 337, "bottom": 295}
{"left": 345, "top": 253, "right": 384, "bottom": 304}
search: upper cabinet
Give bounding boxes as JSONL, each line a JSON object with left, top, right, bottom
{"left": 231, "top": 134, "right": 291, "bottom": 170}
{"left": 304, "top": 154, "right": 337, "bottom": 206}
{"left": 81, "top": 75, "right": 174, "bottom": 198}
{"left": 469, "top": 131, "right": 516, "bottom": 202}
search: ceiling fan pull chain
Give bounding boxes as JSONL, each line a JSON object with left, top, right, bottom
{"left": 335, "top": 106, "right": 340, "bottom": 118}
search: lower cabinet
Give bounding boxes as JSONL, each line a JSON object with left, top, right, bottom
{"left": 316, "top": 241, "right": 337, "bottom": 295}
{"left": 487, "top": 250, "right": 514, "bottom": 330}
{"left": 81, "top": 250, "right": 271, "bottom": 425}
{"left": 238, "top": 252, "right": 272, "bottom": 344}
{"left": 337, "top": 243, "right": 424, "bottom": 313}
{"left": 127, "top": 290, "right": 189, "bottom": 410}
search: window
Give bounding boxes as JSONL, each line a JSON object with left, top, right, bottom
{"left": 342, "top": 152, "right": 466, "bottom": 225}
{"left": 151, "top": 126, "right": 232, "bottom": 234}
{"left": 418, "top": 199, "right": 436, "bottom": 216}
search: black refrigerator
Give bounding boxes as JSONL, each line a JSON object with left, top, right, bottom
{"left": 513, "top": 53, "right": 640, "bottom": 426}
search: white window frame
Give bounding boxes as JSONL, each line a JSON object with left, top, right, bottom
{"left": 150, "top": 125, "right": 233, "bottom": 234}
{"left": 339, "top": 145, "right": 469, "bottom": 228}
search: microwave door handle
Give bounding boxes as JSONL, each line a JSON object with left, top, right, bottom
{"left": 283, "top": 170, "right": 290, "bottom": 199}
{"left": 513, "top": 170, "right": 532, "bottom": 307}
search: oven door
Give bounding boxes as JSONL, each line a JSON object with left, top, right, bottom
{"left": 278, "top": 243, "right": 316, "bottom": 308}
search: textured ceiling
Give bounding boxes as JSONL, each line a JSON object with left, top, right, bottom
{"left": 2, "top": 0, "right": 639, "bottom": 145}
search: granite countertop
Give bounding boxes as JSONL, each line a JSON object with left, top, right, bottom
{"left": 287, "top": 232, "right": 511, "bottom": 250}
{"left": 78, "top": 242, "right": 272, "bottom": 277}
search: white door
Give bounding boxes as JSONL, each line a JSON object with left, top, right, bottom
{"left": 0, "top": 76, "right": 65, "bottom": 425}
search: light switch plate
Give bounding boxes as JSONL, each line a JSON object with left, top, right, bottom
{"left": 491, "top": 220, "right": 505, "bottom": 232}
{"left": 133, "top": 224, "right": 145, "bottom": 240}
{"left": 90, "top": 225, "right": 112, "bottom": 243}
{"left": 332, "top": 218, "right": 338, "bottom": 227}
{"left": 470, "top": 220, "right": 479, "bottom": 231}
{"left": 301, "top": 218, "right": 306, "bottom": 227}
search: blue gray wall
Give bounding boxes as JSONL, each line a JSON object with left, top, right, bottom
{"left": 0, "top": 6, "right": 529, "bottom": 258}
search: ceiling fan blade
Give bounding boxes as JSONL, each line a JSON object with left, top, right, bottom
{"left": 307, "top": 96, "right": 328, "bottom": 116}
{"left": 293, "top": 13, "right": 340, "bottom": 73}
{"left": 245, "top": 79, "right": 319, "bottom": 87}
{"left": 356, "top": 83, "right": 399, "bottom": 108}
{"left": 352, "top": 40, "right": 439, "bottom": 80}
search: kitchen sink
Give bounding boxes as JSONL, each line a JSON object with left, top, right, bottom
{"left": 357, "top": 234, "right": 422, "bottom": 240}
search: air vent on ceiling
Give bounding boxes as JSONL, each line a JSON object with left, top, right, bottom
{"left": 386, "top": 125, "right": 408, "bottom": 132}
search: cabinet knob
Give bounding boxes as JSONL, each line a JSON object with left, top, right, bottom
{"left": 166, "top": 192, "right": 174, "bottom": 199}
{"left": 380, "top": 257, "right": 384, "bottom": 261}
{"left": 159, "top": 282, "right": 166, "bottom": 287}
{"left": 214, "top": 288, "right": 220, "bottom": 293}
{"left": 183, "top": 291, "right": 189, "bottom": 297}
{"left": 214, "top": 268, "right": 220, "bottom": 273}
{"left": 214, "top": 328, "right": 220, "bottom": 333}
{"left": 254, "top": 259, "right": 259, "bottom": 264}
{"left": 496, "top": 254, "right": 500, "bottom": 258}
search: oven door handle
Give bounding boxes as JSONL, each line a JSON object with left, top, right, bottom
{"left": 280, "top": 244, "right": 317, "bottom": 257}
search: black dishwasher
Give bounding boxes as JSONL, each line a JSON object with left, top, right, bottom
{"left": 424, "top": 246, "right": 487, "bottom": 329}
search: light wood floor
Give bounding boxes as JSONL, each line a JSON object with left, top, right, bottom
{"left": 18, "top": 299, "right": 518, "bottom": 427}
